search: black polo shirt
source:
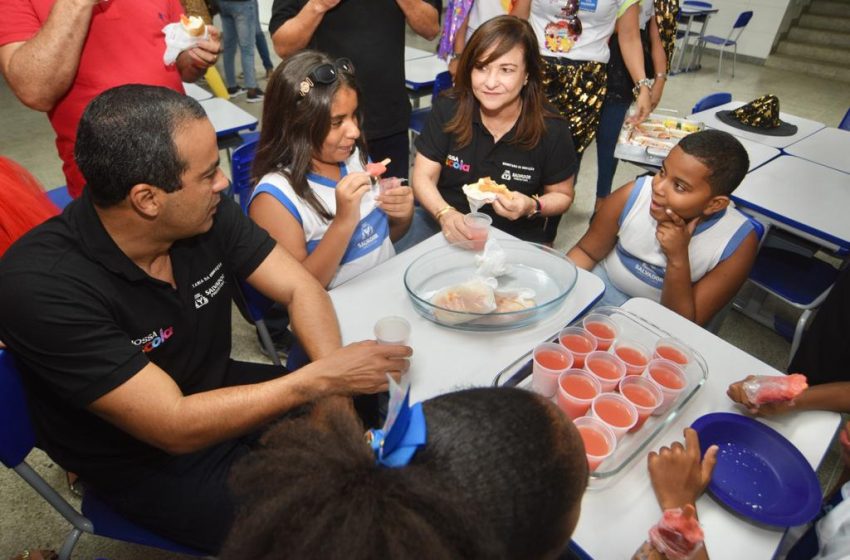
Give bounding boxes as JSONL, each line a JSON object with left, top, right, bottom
{"left": 269, "top": 0, "right": 441, "bottom": 140}
{"left": 0, "top": 191, "right": 275, "bottom": 488}
{"left": 415, "top": 96, "right": 578, "bottom": 243}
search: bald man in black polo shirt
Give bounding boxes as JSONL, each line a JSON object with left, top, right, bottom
{"left": 0, "top": 85, "right": 411, "bottom": 553}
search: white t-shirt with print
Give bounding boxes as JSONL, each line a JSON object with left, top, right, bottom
{"left": 530, "top": 0, "right": 638, "bottom": 63}
{"left": 639, "top": 0, "right": 654, "bottom": 29}
{"left": 466, "top": 0, "right": 513, "bottom": 40}
{"left": 249, "top": 148, "right": 395, "bottom": 289}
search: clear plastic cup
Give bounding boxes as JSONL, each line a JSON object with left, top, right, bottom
{"left": 618, "top": 375, "right": 662, "bottom": 431}
{"left": 653, "top": 337, "right": 694, "bottom": 367}
{"left": 584, "top": 351, "right": 627, "bottom": 392}
{"left": 557, "top": 369, "right": 602, "bottom": 419}
{"left": 373, "top": 316, "right": 411, "bottom": 345}
{"left": 462, "top": 212, "right": 492, "bottom": 251}
{"left": 645, "top": 358, "right": 688, "bottom": 415}
{"left": 581, "top": 314, "right": 619, "bottom": 351}
{"left": 531, "top": 342, "right": 574, "bottom": 398}
{"left": 612, "top": 339, "right": 651, "bottom": 376}
{"left": 558, "top": 326, "right": 598, "bottom": 369}
{"left": 590, "top": 393, "right": 638, "bottom": 440}
{"left": 574, "top": 416, "right": 617, "bottom": 472}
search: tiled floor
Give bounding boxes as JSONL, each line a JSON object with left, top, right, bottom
{"left": 1, "top": 30, "right": 848, "bottom": 560}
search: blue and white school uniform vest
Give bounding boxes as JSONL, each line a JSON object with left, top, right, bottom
{"left": 251, "top": 149, "right": 394, "bottom": 289}
{"left": 601, "top": 175, "right": 754, "bottom": 301}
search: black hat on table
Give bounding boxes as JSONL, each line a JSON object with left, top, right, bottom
{"left": 716, "top": 94, "right": 798, "bottom": 137}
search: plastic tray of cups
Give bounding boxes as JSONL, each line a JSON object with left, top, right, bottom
{"left": 492, "top": 306, "right": 708, "bottom": 489}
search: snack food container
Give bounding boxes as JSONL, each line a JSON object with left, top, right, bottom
{"left": 614, "top": 112, "right": 705, "bottom": 167}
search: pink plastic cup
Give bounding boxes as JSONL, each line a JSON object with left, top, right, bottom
{"left": 462, "top": 212, "right": 492, "bottom": 251}
{"left": 581, "top": 314, "right": 619, "bottom": 351}
{"left": 612, "top": 339, "right": 651, "bottom": 376}
{"left": 584, "top": 351, "right": 627, "bottom": 392}
{"left": 557, "top": 369, "right": 602, "bottom": 419}
{"left": 558, "top": 326, "right": 598, "bottom": 369}
{"left": 618, "top": 375, "right": 663, "bottom": 431}
{"left": 653, "top": 337, "right": 694, "bottom": 367}
{"left": 574, "top": 416, "right": 617, "bottom": 472}
{"left": 645, "top": 358, "right": 688, "bottom": 415}
{"left": 590, "top": 393, "right": 638, "bottom": 440}
{"left": 531, "top": 342, "right": 574, "bottom": 398}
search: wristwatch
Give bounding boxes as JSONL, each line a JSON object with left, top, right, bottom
{"left": 527, "top": 195, "right": 542, "bottom": 219}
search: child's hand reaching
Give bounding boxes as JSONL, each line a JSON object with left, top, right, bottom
{"left": 648, "top": 428, "right": 718, "bottom": 511}
{"left": 656, "top": 209, "right": 699, "bottom": 266}
{"left": 334, "top": 172, "right": 371, "bottom": 225}
{"left": 726, "top": 375, "right": 802, "bottom": 416}
{"left": 375, "top": 178, "right": 413, "bottom": 221}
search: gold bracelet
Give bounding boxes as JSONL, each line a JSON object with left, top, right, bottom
{"left": 434, "top": 205, "right": 456, "bottom": 221}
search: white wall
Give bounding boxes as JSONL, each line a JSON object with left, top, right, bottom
{"left": 696, "top": 0, "right": 792, "bottom": 60}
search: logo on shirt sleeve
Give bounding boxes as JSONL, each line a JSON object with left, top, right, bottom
{"left": 445, "top": 154, "right": 471, "bottom": 173}
{"left": 131, "top": 327, "right": 175, "bottom": 353}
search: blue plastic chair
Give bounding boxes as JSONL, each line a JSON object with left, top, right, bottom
{"left": 46, "top": 185, "right": 73, "bottom": 209}
{"left": 230, "top": 135, "right": 259, "bottom": 212}
{"left": 409, "top": 71, "right": 454, "bottom": 139}
{"left": 699, "top": 11, "right": 754, "bottom": 80}
{"left": 692, "top": 92, "right": 732, "bottom": 114}
{"left": 0, "top": 350, "right": 206, "bottom": 559}
{"left": 232, "top": 280, "right": 282, "bottom": 367}
{"left": 839, "top": 107, "right": 850, "bottom": 131}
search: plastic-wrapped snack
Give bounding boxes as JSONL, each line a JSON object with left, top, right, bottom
{"left": 474, "top": 238, "right": 513, "bottom": 278}
{"left": 742, "top": 374, "right": 808, "bottom": 406}
{"left": 430, "top": 278, "right": 497, "bottom": 325}
{"left": 162, "top": 18, "right": 209, "bottom": 65}
{"left": 494, "top": 290, "right": 536, "bottom": 313}
{"left": 647, "top": 507, "right": 705, "bottom": 560}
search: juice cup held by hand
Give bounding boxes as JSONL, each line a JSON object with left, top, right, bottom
{"left": 558, "top": 326, "right": 598, "bottom": 369}
{"left": 653, "top": 337, "right": 693, "bottom": 367}
{"left": 582, "top": 314, "right": 619, "bottom": 351}
{"left": 462, "top": 212, "right": 492, "bottom": 251}
{"left": 645, "top": 358, "right": 687, "bottom": 415}
{"left": 557, "top": 369, "right": 601, "bottom": 419}
{"left": 531, "top": 342, "right": 573, "bottom": 398}
{"left": 374, "top": 316, "right": 411, "bottom": 345}
{"left": 584, "top": 351, "right": 626, "bottom": 392}
{"left": 618, "top": 375, "right": 662, "bottom": 431}
{"left": 574, "top": 416, "right": 617, "bottom": 472}
{"left": 613, "top": 339, "right": 651, "bottom": 376}
{"left": 590, "top": 393, "right": 638, "bottom": 440}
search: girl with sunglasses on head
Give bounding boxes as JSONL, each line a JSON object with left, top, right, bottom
{"left": 411, "top": 15, "right": 577, "bottom": 247}
{"left": 249, "top": 51, "right": 414, "bottom": 290}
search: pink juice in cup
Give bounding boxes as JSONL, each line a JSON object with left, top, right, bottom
{"left": 618, "top": 376, "right": 662, "bottom": 431}
{"left": 653, "top": 337, "right": 693, "bottom": 366}
{"left": 558, "top": 326, "right": 597, "bottom": 369}
{"left": 557, "top": 369, "right": 601, "bottom": 419}
{"left": 574, "top": 416, "right": 617, "bottom": 472}
{"left": 531, "top": 342, "right": 573, "bottom": 398}
{"left": 613, "top": 339, "right": 650, "bottom": 376}
{"left": 462, "top": 212, "right": 492, "bottom": 251}
{"left": 582, "top": 314, "right": 619, "bottom": 351}
{"left": 584, "top": 351, "right": 626, "bottom": 392}
{"left": 590, "top": 393, "right": 638, "bottom": 440}
{"left": 645, "top": 358, "right": 687, "bottom": 415}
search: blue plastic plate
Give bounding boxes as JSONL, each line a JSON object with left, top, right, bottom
{"left": 691, "top": 412, "right": 822, "bottom": 528}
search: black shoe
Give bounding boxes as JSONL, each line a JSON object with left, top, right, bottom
{"left": 227, "top": 86, "right": 246, "bottom": 97}
{"left": 257, "top": 327, "right": 294, "bottom": 360}
{"left": 245, "top": 87, "right": 264, "bottom": 103}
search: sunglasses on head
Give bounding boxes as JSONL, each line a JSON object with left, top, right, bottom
{"left": 299, "top": 58, "right": 355, "bottom": 97}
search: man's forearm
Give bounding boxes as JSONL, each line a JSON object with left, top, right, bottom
{"left": 2, "top": 0, "right": 95, "bottom": 111}
{"left": 271, "top": 0, "right": 327, "bottom": 57}
{"left": 397, "top": 0, "right": 440, "bottom": 40}
{"left": 288, "top": 278, "right": 342, "bottom": 360}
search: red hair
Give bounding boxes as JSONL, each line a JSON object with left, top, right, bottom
{"left": 0, "top": 157, "right": 60, "bottom": 256}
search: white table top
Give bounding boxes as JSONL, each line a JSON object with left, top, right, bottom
{"left": 731, "top": 155, "right": 850, "bottom": 251}
{"left": 405, "top": 54, "right": 448, "bottom": 91}
{"left": 785, "top": 127, "right": 850, "bottom": 174}
{"left": 575, "top": 298, "right": 841, "bottom": 559}
{"left": 183, "top": 82, "right": 213, "bottom": 102}
{"left": 689, "top": 101, "right": 826, "bottom": 149}
{"left": 328, "top": 231, "right": 605, "bottom": 404}
{"left": 405, "top": 46, "right": 434, "bottom": 61}
{"left": 199, "top": 97, "right": 258, "bottom": 138}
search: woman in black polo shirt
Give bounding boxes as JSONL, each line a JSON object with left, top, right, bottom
{"left": 410, "top": 15, "right": 578, "bottom": 246}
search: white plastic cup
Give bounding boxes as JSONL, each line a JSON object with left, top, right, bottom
{"left": 618, "top": 375, "right": 663, "bottom": 431}
{"left": 557, "top": 369, "right": 602, "bottom": 419}
{"left": 584, "top": 350, "right": 627, "bottom": 392}
{"left": 590, "top": 392, "right": 638, "bottom": 440}
{"left": 531, "top": 342, "right": 574, "bottom": 398}
{"left": 463, "top": 212, "right": 492, "bottom": 251}
{"left": 558, "top": 326, "right": 598, "bottom": 369}
{"left": 612, "top": 339, "right": 651, "bottom": 376}
{"left": 374, "top": 316, "right": 411, "bottom": 345}
{"left": 581, "top": 313, "right": 619, "bottom": 351}
{"left": 644, "top": 358, "right": 688, "bottom": 415}
{"left": 653, "top": 337, "right": 694, "bottom": 367}
{"left": 574, "top": 416, "right": 617, "bottom": 472}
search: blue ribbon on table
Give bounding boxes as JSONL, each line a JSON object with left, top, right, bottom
{"left": 367, "top": 389, "right": 427, "bottom": 468}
